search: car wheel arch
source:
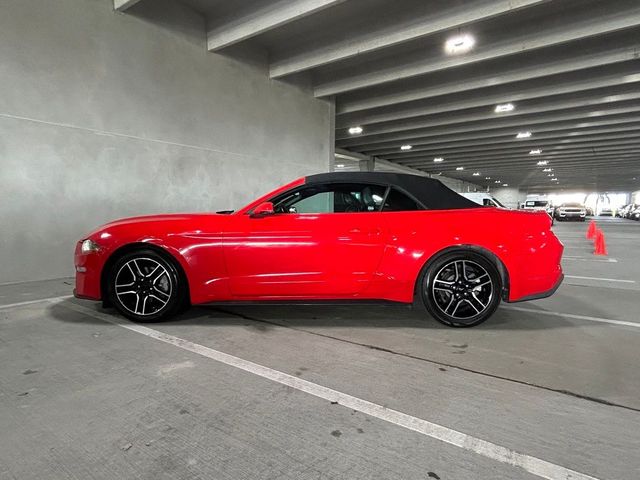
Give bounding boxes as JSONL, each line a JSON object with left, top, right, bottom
{"left": 414, "top": 245, "right": 510, "bottom": 302}
{"left": 100, "top": 242, "right": 191, "bottom": 307}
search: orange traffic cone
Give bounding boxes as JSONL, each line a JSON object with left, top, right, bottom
{"left": 586, "top": 219, "right": 596, "bottom": 239}
{"left": 594, "top": 229, "right": 608, "bottom": 256}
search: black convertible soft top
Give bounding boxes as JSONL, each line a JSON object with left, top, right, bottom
{"left": 305, "top": 172, "right": 479, "bottom": 210}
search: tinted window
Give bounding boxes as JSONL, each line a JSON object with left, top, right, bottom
{"left": 382, "top": 188, "right": 422, "bottom": 212}
{"left": 273, "top": 183, "right": 387, "bottom": 214}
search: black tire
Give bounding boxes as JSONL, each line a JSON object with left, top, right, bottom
{"left": 418, "top": 251, "right": 501, "bottom": 328}
{"left": 107, "top": 249, "right": 185, "bottom": 322}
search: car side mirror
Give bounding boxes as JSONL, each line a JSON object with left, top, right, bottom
{"left": 251, "top": 201, "right": 275, "bottom": 218}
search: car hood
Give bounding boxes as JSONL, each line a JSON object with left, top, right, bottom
{"left": 102, "top": 213, "right": 214, "bottom": 227}
{"left": 84, "top": 213, "right": 228, "bottom": 239}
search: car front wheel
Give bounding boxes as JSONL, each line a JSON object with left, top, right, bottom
{"left": 419, "top": 252, "right": 501, "bottom": 327}
{"left": 108, "top": 249, "right": 184, "bottom": 322}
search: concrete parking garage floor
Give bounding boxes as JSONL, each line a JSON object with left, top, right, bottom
{"left": 1, "top": 219, "right": 640, "bottom": 480}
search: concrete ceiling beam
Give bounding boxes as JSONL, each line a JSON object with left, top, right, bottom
{"left": 365, "top": 123, "right": 640, "bottom": 156}
{"left": 390, "top": 135, "right": 640, "bottom": 160}
{"left": 336, "top": 67, "right": 640, "bottom": 127}
{"left": 398, "top": 143, "right": 640, "bottom": 166}
{"left": 335, "top": 90, "right": 640, "bottom": 141}
{"left": 415, "top": 153, "right": 640, "bottom": 171}
{"left": 352, "top": 114, "right": 640, "bottom": 153}
{"left": 314, "top": 3, "right": 640, "bottom": 97}
{"left": 114, "top": 0, "right": 142, "bottom": 12}
{"left": 336, "top": 44, "right": 640, "bottom": 114}
{"left": 207, "top": 0, "right": 345, "bottom": 51}
{"left": 270, "top": 0, "right": 546, "bottom": 78}
{"left": 337, "top": 104, "right": 640, "bottom": 148}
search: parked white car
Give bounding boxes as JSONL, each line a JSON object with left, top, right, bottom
{"left": 554, "top": 203, "right": 586, "bottom": 221}
{"left": 522, "top": 199, "right": 553, "bottom": 216}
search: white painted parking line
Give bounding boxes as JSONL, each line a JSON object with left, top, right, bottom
{"left": 502, "top": 306, "right": 640, "bottom": 329}
{"left": 0, "top": 295, "right": 73, "bottom": 310}
{"left": 565, "top": 275, "right": 635, "bottom": 283}
{"left": 59, "top": 300, "right": 600, "bottom": 480}
{"left": 563, "top": 256, "right": 617, "bottom": 263}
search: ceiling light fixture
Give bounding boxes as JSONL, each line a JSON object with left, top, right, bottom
{"left": 495, "top": 103, "right": 515, "bottom": 113}
{"left": 551, "top": 178, "right": 558, "bottom": 181}
{"left": 485, "top": 177, "right": 491, "bottom": 180}
{"left": 529, "top": 149, "right": 542, "bottom": 155}
{"left": 502, "top": 184, "right": 509, "bottom": 187}
{"left": 400, "top": 145, "right": 412, "bottom": 151}
{"left": 456, "top": 166, "right": 464, "bottom": 171}
{"left": 494, "top": 180, "right": 501, "bottom": 184}
{"left": 537, "top": 160, "right": 548, "bottom": 166}
{"left": 433, "top": 157, "right": 444, "bottom": 163}
{"left": 444, "top": 33, "right": 475, "bottom": 55}
{"left": 336, "top": 164, "right": 344, "bottom": 168}
{"left": 516, "top": 131, "right": 532, "bottom": 139}
{"left": 472, "top": 172, "right": 481, "bottom": 176}
{"left": 542, "top": 168, "right": 553, "bottom": 172}
{"left": 348, "top": 126, "right": 363, "bottom": 135}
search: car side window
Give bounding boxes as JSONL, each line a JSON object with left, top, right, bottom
{"left": 382, "top": 188, "right": 422, "bottom": 212}
{"left": 273, "top": 183, "right": 387, "bottom": 214}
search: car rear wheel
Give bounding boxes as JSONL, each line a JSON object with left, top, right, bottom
{"left": 419, "top": 252, "right": 501, "bottom": 327}
{"left": 108, "top": 249, "right": 184, "bottom": 322}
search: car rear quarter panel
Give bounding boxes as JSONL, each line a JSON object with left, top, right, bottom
{"left": 366, "top": 208, "right": 562, "bottom": 303}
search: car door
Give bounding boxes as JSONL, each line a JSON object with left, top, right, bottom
{"left": 222, "top": 182, "right": 388, "bottom": 298}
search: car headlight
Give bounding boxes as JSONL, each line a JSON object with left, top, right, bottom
{"left": 81, "top": 239, "right": 101, "bottom": 254}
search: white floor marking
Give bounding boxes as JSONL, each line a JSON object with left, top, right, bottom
{"left": 565, "top": 275, "right": 635, "bottom": 283}
{"left": 59, "top": 300, "right": 600, "bottom": 480}
{"left": 502, "top": 306, "right": 640, "bottom": 329}
{"left": 563, "top": 256, "right": 617, "bottom": 263}
{"left": 0, "top": 277, "right": 74, "bottom": 287}
{"left": 0, "top": 295, "right": 73, "bottom": 310}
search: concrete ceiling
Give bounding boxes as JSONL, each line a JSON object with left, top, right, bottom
{"left": 119, "top": 0, "right": 640, "bottom": 192}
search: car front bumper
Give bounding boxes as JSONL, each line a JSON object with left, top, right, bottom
{"left": 73, "top": 241, "right": 105, "bottom": 301}
{"left": 558, "top": 212, "right": 586, "bottom": 218}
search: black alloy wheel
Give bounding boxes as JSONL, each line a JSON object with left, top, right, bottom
{"left": 108, "top": 249, "right": 184, "bottom": 322}
{"left": 420, "top": 252, "right": 501, "bottom": 327}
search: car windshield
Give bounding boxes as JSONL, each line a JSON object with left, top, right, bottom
{"left": 525, "top": 201, "right": 548, "bottom": 207}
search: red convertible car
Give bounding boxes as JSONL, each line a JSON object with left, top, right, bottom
{"left": 74, "top": 172, "right": 563, "bottom": 327}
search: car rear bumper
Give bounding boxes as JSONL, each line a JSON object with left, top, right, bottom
{"left": 508, "top": 273, "right": 564, "bottom": 303}
{"left": 506, "top": 222, "right": 564, "bottom": 302}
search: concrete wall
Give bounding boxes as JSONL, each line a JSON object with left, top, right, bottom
{"left": 0, "top": 0, "right": 332, "bottom": 284}
{"left": 490, "top": 188, "right": 525, "bottom": 209}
